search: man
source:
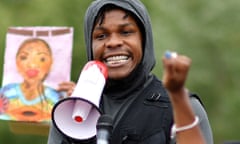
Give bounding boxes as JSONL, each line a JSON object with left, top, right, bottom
{"left": 48, "top": 0, "right": 213, "bottom": 143}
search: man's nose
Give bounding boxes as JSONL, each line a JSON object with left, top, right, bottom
{"left": 105, "top": 34, "right": 123, "bottom": 49}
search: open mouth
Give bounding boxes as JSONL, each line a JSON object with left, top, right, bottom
{"left": 104, "top": 55, "right": 130, "bottom": 66}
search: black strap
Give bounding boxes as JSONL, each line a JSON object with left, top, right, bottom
{"left": 190, "top": 93, "right": 205, "bottom": 108}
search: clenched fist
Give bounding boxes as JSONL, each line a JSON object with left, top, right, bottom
{"left": 162, "top": 51, "right": 192, "bottom": 93}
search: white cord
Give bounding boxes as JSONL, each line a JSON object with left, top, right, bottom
{"left": 171, "top": 116, "right": 199, "bottom": 139}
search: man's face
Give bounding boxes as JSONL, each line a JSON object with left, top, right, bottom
{"left": 92, "top": 8, "right": 143, "bottom": 80}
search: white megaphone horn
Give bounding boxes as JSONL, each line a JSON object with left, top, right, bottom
{"left": 52, "top": 60, "right": 108, "bottom": 141}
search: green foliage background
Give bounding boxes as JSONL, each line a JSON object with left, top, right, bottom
{"left": 0, "top": 0, "right": 239, "bottom": 143}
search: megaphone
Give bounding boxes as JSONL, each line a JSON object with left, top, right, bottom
{"left": 52, "top": 60, "right": 108, "bottom": 141}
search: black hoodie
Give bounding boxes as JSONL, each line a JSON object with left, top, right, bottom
{"left": 84, "top": 0, "right": 174, "bottom": 143}
{"left": 85, "top": 1, "right": 213, "bottom": 144}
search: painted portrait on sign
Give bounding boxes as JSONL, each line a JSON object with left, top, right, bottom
{"left": 0, "top": 27, "right": 73, "bottom": 123}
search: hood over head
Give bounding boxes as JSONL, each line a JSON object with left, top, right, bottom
{"left": 84, "top": 0, "right": 156, "bottom": 99}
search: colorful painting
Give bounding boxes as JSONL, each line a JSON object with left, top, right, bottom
{"left": 0, "top": 27, "right": 73, "bottom": 124}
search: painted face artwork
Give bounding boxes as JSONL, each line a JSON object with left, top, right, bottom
{"left": 0, "top": 39, "right": 57, "bottom": 122}
{"left": 0, "top": 27, "right": 73, "bottom": 126}
{"left": 16, "top": 39, "right": 53, "bottom": 83}
{"left": 92, "top": 8, "right": 143, "bottom": 80}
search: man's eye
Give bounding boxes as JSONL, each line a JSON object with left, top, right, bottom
{"left": 121, "top": 30, "right": 133, "bottom": 36}
{"left": 96, "top": 34, "right": 107, "bottom": 40}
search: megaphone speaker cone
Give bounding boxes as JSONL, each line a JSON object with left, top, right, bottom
{"left": 52, "top": 97, "right": 101, "bottom": 140}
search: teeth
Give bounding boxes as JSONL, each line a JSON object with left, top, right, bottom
{"left": 106, "top": 56, "right": 128, "bottom": 61}
{"left": 105, "top": 56, "right": 129, "bottom": 64}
